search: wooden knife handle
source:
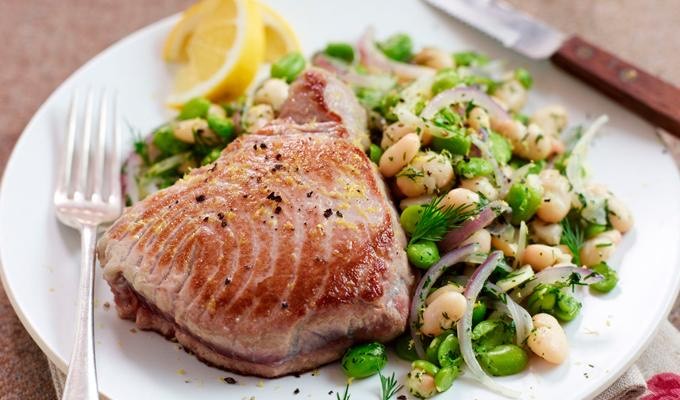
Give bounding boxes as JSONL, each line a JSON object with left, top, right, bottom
{"left": 550, "top": 35, "right": 680, "bottom": 138}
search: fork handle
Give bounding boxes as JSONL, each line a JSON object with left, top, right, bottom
{"left": 550, "top": 35, "right": 680, "bottom": 138}
{"left": 62, "top": 224, "right": 99, "bottom": 400}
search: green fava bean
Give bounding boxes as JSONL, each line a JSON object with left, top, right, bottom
{"left": 453, "top": 51, "right": 488, "bottom": 67}
{"left": 324, "top": 42, "right": 354, "bottom": 63}
{"left": 455, "top": 157, "right": 493, "bottom": 179}
{"left": 341, "top": 342, "right": 387, "bottom": 378}
{"left": 377, "top": 91, "right": 400, "bottom": 122}
{"left": 437, "top": 334, "right": 462, "bottom": 368}
{"left": 201, "top": 148, "right": 222, "bottom": 166}
{"left": 368, "top": 144, "right": 383, "bottom": 164}
{"left": 526, "top": 284, "right": 557, "bottom": 315}
{"left": 407, "top": 241, "right": 441, "bottom": 269}
{"left": 478, "top": 344, "right": 528, "bottom": 376}
{"left": 488, "top": 132, "right": 512, "bottom": 165}
{"left": 434, "top": 366, "right": 460, "bottom": 392}
{"left": 178, "top": 97, "right": 211, "bottom": 120}
{"left": 554, "top": 293, "right": 581, "bottom": 321}
{"left": 206, "top": 115, "right": 235, "bottom": 142}
{"left": 356, "top": 87, "right": 383, "bottom": 110}
{"left": 394, "top": 334, "right": 419, "bottom": 362}
{"left": 412, "top": 360, "right": 439, "bottom": 376}
{"left": 426, "top": 334, "right": 445, "bottom": 364}
{"left": 590, "top": 262, "right": 619, "bottom": 293}
{"left": 379, "top": 33, "right": 413, "bottom": 62}
{"left": 153, "top": 126, "right": 189, "bottom": 155}
{"left": 432, "top": 68, "right": 460, "bottom": 95}
{"left": 400, "top": 205, "right": 425, "bottom": 234}
{"left": 472, "top": 301, "right": 487, "bottom": 326}
{"left": 431, "top": 132, "right": 471, "bottom": 156}
{"left": 505, "top": 181, "right": 542, "bottom": 224}
{"left": 271, "top": 52, "right": 306, "bottom": 83}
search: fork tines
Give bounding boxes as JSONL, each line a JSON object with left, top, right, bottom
{"left": 56, "top": 88, "right": 121, "bottom": 206}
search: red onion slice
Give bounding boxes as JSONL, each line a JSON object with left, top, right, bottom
{"left": 409, "top": 244, "right": 477, "bottom": 358}
{"left": 421, "top": 87, "right": 510, "bottom": 122}
{"left": 513, "top": 221, "right": 528, "bottom": 268}
{"left": 487, "top": 283, "right": 534, "bottom": 346}
{"left": 470, "top": 135, "right": 509, "bottom": 196}
{"left": 510, "top": 266, "right": 604, "bottom": 303}
{"left": 458, "top": 251, "right": 522, "bottom": 398}
{"left": 357, "top": 27, "right": 435, "bottom": 80}
{"left": 312, "top": 53, "right": 396, "bottom": 91}
{"left": 439, "top": 201, "right": 509, "bottom": 252}
{"left": 566, "top": 115, "right": 609, "bottom": 194}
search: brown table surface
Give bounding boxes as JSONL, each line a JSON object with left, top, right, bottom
{"left": 0, "top": 1, "right": 678, "bottom": 399}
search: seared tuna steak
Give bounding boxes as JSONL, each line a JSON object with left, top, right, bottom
{"left": 97, "top": 69, "right": 413, "bottom": 377}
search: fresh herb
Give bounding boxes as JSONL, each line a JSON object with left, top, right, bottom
{"left": 409, "top": 196, "right": 479, "bottom": 244}
{"left": 395, "top": 166, "right": 424, "bottom": 180}
{"left": 430, "top": 107, "right": 464, "bottom": 132}
{"left": 561, "top": 218, "right": 585, "bottom": 265}
{"left": 336, "top": 384, "right": 351, "bottom": 400}
{"left": 379, "top": 372, "right": 403, "bottom": 400}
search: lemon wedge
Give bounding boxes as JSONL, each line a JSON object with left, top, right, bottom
{"left": 163, "top": 0, "right": 220, "bottom": 62}
{"left": 260, "top": 2, "right": 301, "bottom": 62}
{"left": 166, "top": 0, "right": 264, "bottom": 105}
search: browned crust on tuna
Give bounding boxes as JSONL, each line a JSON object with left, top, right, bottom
{"left": 97, "top": 128, "right": 412, "bottom": 377}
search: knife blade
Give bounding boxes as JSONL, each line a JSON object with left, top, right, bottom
{"left": 424, "top": 0, "right": 680, "bottom": 137}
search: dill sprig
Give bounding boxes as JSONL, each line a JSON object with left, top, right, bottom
{"left": 409, "top": 196, "right": 479, "bottom": 244}
{"left": 560, "top": 218, "right": 585, "bottom": 265}
{"left": 336, "top": 384, "right": 350, "bottom": 400}
{"left": 379, "top": 372, "right": 403, "bottom": 400}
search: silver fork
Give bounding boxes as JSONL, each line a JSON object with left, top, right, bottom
{"left": 54, "top": 89, "right": 122, "bottom": 400}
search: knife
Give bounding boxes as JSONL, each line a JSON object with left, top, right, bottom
{"left": 424, "top": 0, "right": 680, "bottom": 138}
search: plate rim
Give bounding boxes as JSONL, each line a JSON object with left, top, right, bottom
{"left": 1, "top": 8, "right": 679, "bottom": 400}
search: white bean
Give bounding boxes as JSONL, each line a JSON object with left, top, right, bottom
{"left": 537, "top": 169, "right": 571, "bottom": 223}
{"left": 379, "top": 133, "right": 420, "bottom": 177}
{"left": 528, "top": 313, "right": 569, "bottom": 364}
{"left": 420, "top": 291, "right": 467, "bottom": 336}
{"left": 537, "top": 193, "right": 570, "bottom": 223}
{"left": 460, "top": 229, "right": 491, "bottom": 253}
{"left": 244, "top": 104, "right": 274, "bottom": 133}
{"left": 253, "top": 78, "right": 289, "bottom": 111}
{"left": 540, "top": 169, "right": 570, "bottom": 194}
{"left": 493, "top": 79, "right": 527, "bottom": 112}
{"left": 514, "top": 123, "right": 552, "bottom": 161}
{"left": 522, "top": 244, "right": 564, "bottom": 272}
{"left": 460, "top": 176, "right": 498, "bottom": 200}
{"left": 173, "top": 118, "right": 209, "bottom": 144}
{"left": 381, "top": 121, "right": 415, "bottom": 149}
{"left": 407, "top": 368, "right": 437, "bottom": 399}
{"left": 530, "top": 105, "right": 568, "bottom": 138}
{"left": 425, "top": 284, "right": 464, "bottom": 306}
{"left": 580, "top": 230, "right": 622, "bottom": 266}
{"left": 491, "top": 235, "right": 517, "bottom": 258}
{"left": 396, "top": 151, "right": 455, "bottom": 197}
{"left": 490, "top": 118, "right": 526, "bottom": 143}
{"left": 607, "top": 196, "right": 633, "bottom": 233}
{"left": 468, "top": 106, "right": 491, "bottom": 131}
{"left": 530, "top": 220, "right": 563, "bottom": 246}
{"left": 440, "top": 188, "right": 479, "bottom": 211}
{"left": 413, "top": 47, "right": 454, "bottom": 69}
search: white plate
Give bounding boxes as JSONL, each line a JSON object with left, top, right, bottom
{"left": 1, "top": 1, "right": 679, "bottom": 399}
